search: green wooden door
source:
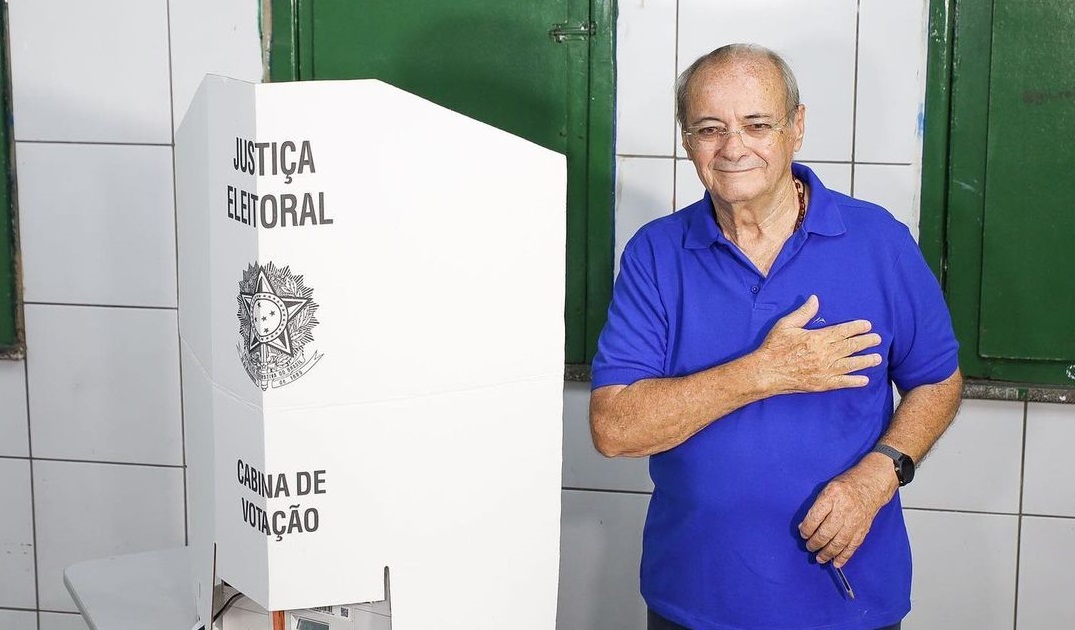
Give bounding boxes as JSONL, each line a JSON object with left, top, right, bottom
{"left": 922, "top": 0, "right": 1075, "bottom": 384}
{"left": 269, "top": 0, "right": 615, "bottom": 365}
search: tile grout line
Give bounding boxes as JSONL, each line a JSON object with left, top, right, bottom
{"left": 21, "top": 354, "right": 41, "bottom": 628}
{"left": 0, "top": 605, "right": 123, "bottom": 616}
{"left": 1015, "top": 512, "right": 1075, "bottom": 521}
{"left": 163, "top": 0, "right": 190, "bottom": 549}
{"left": 902, "top": 506, "right": 1019, "bottom": 517}
{"left": 1, "top": 455, "right": 186, "bottom": 470}
{"left": 0, "top": 606, "right": 45, "bottom": 614}
{"left": 849, "top": 0, "right": 862, "bottom": 197}
{"left": 671, "top": 152, "right": 678, "bottom": 212}
{"left": 1, "top": 607, "right": 85, "bottom": 616}
{"left": 23, "top": 301, "right": 177, "bottom": 312}
{"left": 1012, "top": 400, "right": 1029, "bottom": 629}
{"left": 165, "top": 0, "right": 177, "bottom": 146}
{"left": 670, "top": 0, "right": 681, "bottom": 212}
{"left": 563, "top": 486, "right": 652, "bottom": 497}
{"left": 15, "top": 139, "right": 173, "bottom": 148}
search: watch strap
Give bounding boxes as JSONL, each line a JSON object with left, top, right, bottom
{"left": 872, "top": 443, "right": 904, "bottom": 462}
{"left": 872, "top": 443, "right": 914, "bottom": 486}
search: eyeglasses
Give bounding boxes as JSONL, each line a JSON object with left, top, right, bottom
{"left": 682, "top": 109, "right": 796, "bottom": 151}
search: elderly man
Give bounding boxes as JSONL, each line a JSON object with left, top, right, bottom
{"left": 590, "top": 44, "right": 963, "bottom": 630}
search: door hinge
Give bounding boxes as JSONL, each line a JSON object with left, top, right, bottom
{"left": 549, "top": 21, "right": 595, "bottom": 43}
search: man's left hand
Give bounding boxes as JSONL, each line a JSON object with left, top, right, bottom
{"left": 798, "top": 453, "right": 899, "bottom": 568}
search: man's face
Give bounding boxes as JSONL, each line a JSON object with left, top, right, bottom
{"left": 681, "top": 58, "right": 805, "bottom": 207}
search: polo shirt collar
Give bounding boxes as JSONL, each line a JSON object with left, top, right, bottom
{"left": 683, "top": 162, "right": 846, "bottom": 250}
{"left": 793, "top": 162, "right": 846, "bottom": 237}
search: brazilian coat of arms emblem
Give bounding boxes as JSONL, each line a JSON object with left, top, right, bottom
{"left": 236, "top": 261, "right": 323, "bottom": 390}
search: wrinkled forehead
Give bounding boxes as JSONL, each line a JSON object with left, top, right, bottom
{"left": 685, "top": 57, "right": 788, "bottom": 118}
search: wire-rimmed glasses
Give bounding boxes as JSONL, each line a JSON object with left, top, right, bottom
{"left": 682, "top": 108, "right": 797, "bottom": 151}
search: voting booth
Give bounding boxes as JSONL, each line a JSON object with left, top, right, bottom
{"left": 175, "top": 76, "right": 565, "bottom": 629}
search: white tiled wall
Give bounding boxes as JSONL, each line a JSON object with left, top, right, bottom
{"left": 0, "top": 360, "right": 29, "bottom": 458}
{"left": 800, "top": 162, "right": 853, "bottom": 197}
{"left": 0, "top": 609, "right": 38, "bottom": 630}
{"left": 854, "top": 163, "right": 922, "bottom": 236}
{"left": 855, "top": 0, "right": 930, "bottom": 165}
{"left": 1017, "top": 516, "right": 1075, "bottom": 628}
{"left": 558, "top": 489, "right": 649, "bottom": 630}
{"left": 904, "top": 510, "right": 1019, "bottom": 629}
{"left": 25, "top": 304, "right": 182, "bottom": 465}
{"left": 38, "top": 612, "right": 90, "bottom": 630}
{"left": 615, "top": 0, "right": 677, "bottom": 157}
{"left": 8, "top": 0, "right": 173, "bottom": 144}
{"left": 33, "top": 461, "right": 186, "bottom": 612}
{"left": 676, "top": 0, "right": 858, "bottom": 162}
{"left": 166, "top": 0, "right": 263, "bottom": 132}
{"left": 562, "top": 382, "right": 652, "bottom": 494}
{"left": 16, "top": 144, "right": 178, "bottom": 308}
{"left": 0, "top": 459, "right": 35, "bottom": 610}
{"left": 614, "top": 157, "right": 676, "bottom": 272}
{"left": 1, "top": 0, "right": 261, "bottom": 625}
{"left": 1023, "top": 403, "right": 1075, "bottom": 518}
{"left": 4, "top": 1, "right": 1075, "bottom": 629}
{"left": 900, "top": 399, "right": 1024, "bottom": 514}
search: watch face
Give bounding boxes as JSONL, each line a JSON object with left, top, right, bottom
{"left": 898, "top": 457, "right": 915, "bottom": 485}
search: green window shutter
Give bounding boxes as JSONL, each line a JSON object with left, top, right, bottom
{"left": 923, "top": 0, "right": 1075, "bottom": 385}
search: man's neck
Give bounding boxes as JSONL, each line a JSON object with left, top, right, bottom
{"left": 713, "top": 177, "right": 801, "bottom": 246}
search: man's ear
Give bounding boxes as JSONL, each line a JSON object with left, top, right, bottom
{"left": 792, "top": 104, "right": 806, "bottom": 151}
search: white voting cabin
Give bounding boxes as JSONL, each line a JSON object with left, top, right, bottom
{"left": 175, "top": 75, "right": 565, "bottom": 629}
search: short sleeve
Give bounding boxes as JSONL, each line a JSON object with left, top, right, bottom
{"left": 590, "top": 236, "right": 669, "bottom": 389}
{"left": 888, "top": 232, "right": 960, "bottom": 390}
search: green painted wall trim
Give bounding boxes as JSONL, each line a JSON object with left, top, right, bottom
{"left": 0, "top": 4, "right": 23, "bottom": 357}
{"left": 268, "top": 0, "right": 298, "bottom": 82}
{"left": 582, "top": 0, "right": 616, "bottom": 365}
{"left": 919, "top": 0, "right": 954, "bottom": 281}
{"left": 564, "top": 0, "right": 594, "bottom": 363}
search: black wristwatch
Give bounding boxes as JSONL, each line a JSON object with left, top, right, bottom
{"left": 872, "top": 444, "right": 915, "bottom": 486}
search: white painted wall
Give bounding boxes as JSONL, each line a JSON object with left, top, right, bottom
{"left": 0, "top": 1, "right": 1073, "bottom": 629}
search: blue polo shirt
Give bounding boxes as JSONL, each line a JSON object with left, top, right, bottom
{"left": 592, "top": 163, "right": 958, "bottom": 630}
